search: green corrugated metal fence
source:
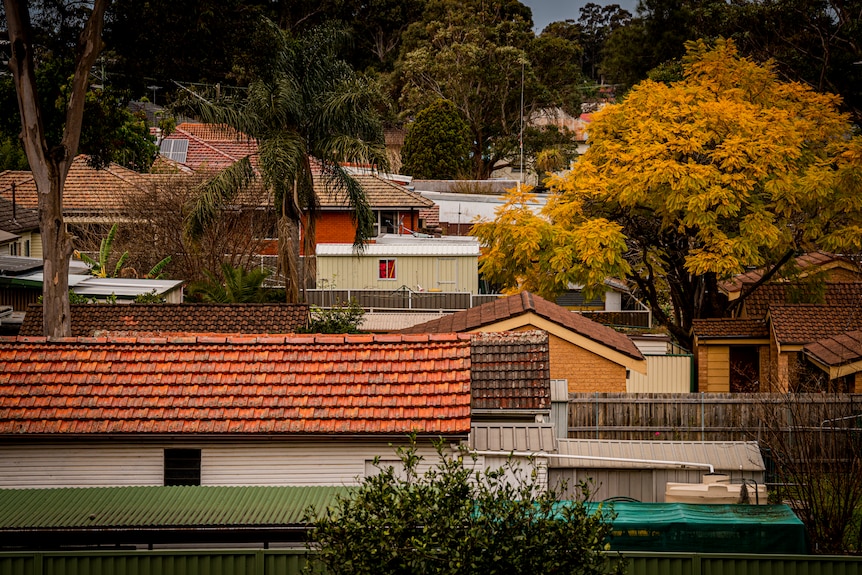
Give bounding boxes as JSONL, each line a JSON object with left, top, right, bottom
{"left": 1, "top": 550, "right": 861, "bottom": 575}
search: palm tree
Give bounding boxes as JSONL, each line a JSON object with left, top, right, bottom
{"left": 183, "top": 22, "right": 389, "bottom": 303}
{"left": 187, "top": 262, "right": 271, "bottom": 303}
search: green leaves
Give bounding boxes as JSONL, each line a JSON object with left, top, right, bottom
{"left": 187, "top": 262, "right": 271, "bottom": 303}
{"left": 306, "top": 437, "right": 622, "bottom": 575}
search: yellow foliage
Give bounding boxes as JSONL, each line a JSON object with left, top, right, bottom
{"left": 476, "top": 38, "right": 860, "bottom": 308}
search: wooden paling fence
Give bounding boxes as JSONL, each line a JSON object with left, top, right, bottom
{"left": 567, "top": 393, "right": 862, "bottom": 442}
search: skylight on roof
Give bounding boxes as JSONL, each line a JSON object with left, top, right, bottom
{"left": 159, "top": 139, "right": 189, "bottom": 164}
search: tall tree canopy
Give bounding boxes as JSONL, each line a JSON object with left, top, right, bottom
{"left": 397, "top": 0, "right": 583, "bottom": 179}
{"left": 475, "top": 39, "right": 862, "bottom": 347}
{"left": 600, "top": 0, "right": 862, "bottom": 122}
{"left": 183, "top": 22, "right": 388, "bottom": 303}
{"left": 401, "top": 99, "right": 472, "bottom": 179}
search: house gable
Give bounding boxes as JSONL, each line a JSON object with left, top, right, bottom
{"left": 402, "top": 292, "right": 645, "bottom": 373}
{"left": 485, "top": 313, "right": 646, "bottom": 374}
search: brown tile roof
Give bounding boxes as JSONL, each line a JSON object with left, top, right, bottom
{"left": 0, "top": 333, "right": 472, "bottom": 436}
{"left": 19, "top": 304, "right": 310, "bottom": 337}
{"left": 804, "top": 330, "right": 862, "bottom": 368}
{"left": 0, "top": 156, "right": 153, "bottom": 214}
{"left": 0, "top": 196, "right": 39, "bottom": 234}
{"left": 720, "top": 251, "right": 859, "bottom": 295}
{"left": 315, "top": 174, "right": 434, "bottom": 210}
{"left": 692, "top": 318, "right": 770, "bottom": 339}
{"left": 400, "top": 291, "right": 643, "bottom": 361}
{"left": 743, "top": 282, "right": 862, "bottom": 319}
{"left": 470, "top": 331, "right": 550, "bottom": 411}
{"left": 768, "top": 304, "right": 862, "bottom": 345}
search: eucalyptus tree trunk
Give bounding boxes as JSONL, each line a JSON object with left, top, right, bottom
{"left": 4, "top": 0, "right": 110, "bottom": 338}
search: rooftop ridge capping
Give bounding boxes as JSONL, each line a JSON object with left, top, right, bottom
{"left": 0, "top": 333, "right": 471, "bottom": 346}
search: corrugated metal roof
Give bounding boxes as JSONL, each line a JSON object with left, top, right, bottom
{"left": 552, "top": 440, "right": 765, "bottom": 471}
{"left": 0, "top": 485, "right": 348, "bottom": 529}
{"left": 361, "top": 312, "right": 452, "bottom": 332}
{"left": 317, "top": 242, "right": 479, "bottom": 256}
{"left": 470, "top": 423, "right": 557, "bottom": 452}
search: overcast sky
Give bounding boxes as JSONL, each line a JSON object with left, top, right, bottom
{"left": 522, "top": 0, "right": 640, "bottom": 34}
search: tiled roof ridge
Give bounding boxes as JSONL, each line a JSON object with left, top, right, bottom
{"left": 101, "top": 163, "right": 153, "bottom": 194}
{"left": 768, "top": 302, "right": 855, "bottom": 310}
{"left": 1, "top": 333, "right": 470, "bottom": 346}
{"left": 174, "top": 126, "right": 253, "bottom": 165}
{"left": 175, "top": 123, "right": 254, "bottom": 142}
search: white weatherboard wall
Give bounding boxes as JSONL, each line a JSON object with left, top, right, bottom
{"left": 316, "top": 243, "right": 479, "bottom": 293}
{"left": 0, "top": 442, "right": 448, "bottom": 488}
{"left": 201, "top": 442, "right": 445, "bottom": 486}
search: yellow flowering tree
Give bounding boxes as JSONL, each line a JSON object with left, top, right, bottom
{"left": 475, "top": 39, "right": 862, "bottom": 346}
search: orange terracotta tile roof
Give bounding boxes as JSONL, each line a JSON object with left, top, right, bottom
{"left": 804, "top": 330, "right": 862, "bottom": 368}
{"left": 720, "top": 251, "right": 859, "bottom": 294}
{"left": 400, "top": 291, "right": 643, "bottom": 361}
{"left": 768, "top": 304, "right": 862, "bottom": 345}
{"left": 0, "top": 333, "right": 472, "bottom": 436}
{"left": 19, "top": 304, "right": 310, "bottom": 337}
{"left": 0, "top": 156, "right": 155, "bottom": 214}
{"left": 742, "top": 282, "right": 862, "bottom": 319}
{"left": 470, "top": 331, "right": 550, "bottom": 411}
{"left": 164, "top": 123, "right": 259, "bottom": 170}
{"left": 692, "top": 318, "right": 769, "bottom": 339}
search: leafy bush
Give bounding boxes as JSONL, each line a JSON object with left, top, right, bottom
{"left": 134, "top": 289, "right": 166, "bottom": 304}
{"left": 300, "top": 300, "right": 365, "bottom": 334}
{"left": 305, "top": 438, "right": 623, "bottom": 575}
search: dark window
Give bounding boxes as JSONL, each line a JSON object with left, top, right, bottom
{"left": 164, "top": 448, "right": 201, "bottom": 486}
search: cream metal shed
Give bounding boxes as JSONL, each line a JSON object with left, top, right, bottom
{"left": 549, "top": 439, "right": 766, "bottom": 502}
{"left": 316, "top": 235, "right": 480, "bottom": 293}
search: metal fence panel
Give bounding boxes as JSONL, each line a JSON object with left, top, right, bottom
{"left": 2, "top": 550, "right": 861, "bottom": 575}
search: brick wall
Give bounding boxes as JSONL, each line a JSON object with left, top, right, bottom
{"left": 546, "top": 333, "right": 627, "bottom": 393}
{"left": 315, "top": 213, "right": 358, "bottom": 244}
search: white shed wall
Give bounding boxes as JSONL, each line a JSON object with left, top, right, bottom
{"left": 0, "top": 441, "right": 452, "bottom": 489}
{"left": 201, "top": 442, "right": 445, "bottom": 486}
{"left": 0, "top": 446, "right": 164, "bottom": 488}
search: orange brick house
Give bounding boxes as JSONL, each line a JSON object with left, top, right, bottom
{"left": 159, "top": 122, "right": 437, "bottom": 248}
{"left": 400, "top": 291, "right": 646, "bottom": 393}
